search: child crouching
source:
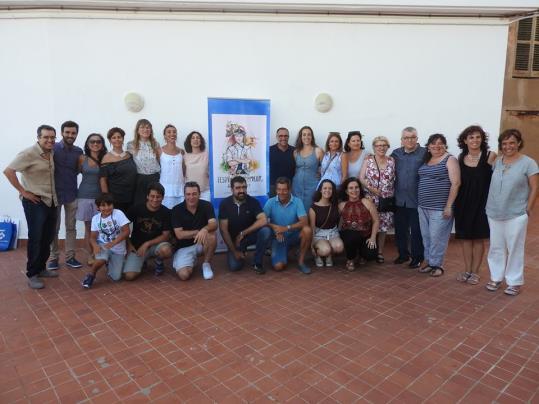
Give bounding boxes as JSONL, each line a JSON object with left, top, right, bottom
{"left": 82, "top": 193, "right": 130, "bottom": 289}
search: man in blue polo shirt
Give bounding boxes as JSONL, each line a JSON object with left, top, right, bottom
{"left": 263, "top": 177, "right": 312, "bottom": 274}
{"left": 48, "top": 121, "right": 83, "bottom": 270}
{"left": 390, "top": 126, "right": 426, "bottom": 268}
{"left": 269, "top": 127, "right": 295, "bottom": 197}
{"left": 218, "top": 176, "right": 271, "bottom": 274}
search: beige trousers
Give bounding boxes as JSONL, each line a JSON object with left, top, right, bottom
{"left": 49, "top": 200, "right": 78, "bottom": 260}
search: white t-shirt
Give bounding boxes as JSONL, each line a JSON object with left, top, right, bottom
{"left": 90, "top": 209, "right": 130, "bottom": 254}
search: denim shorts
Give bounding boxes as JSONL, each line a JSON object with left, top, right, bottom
{"left": 123, "top": 242, "right": 172, "bottom": 273}
{"left": 313, "top": 226, "right": 340, "bottom": 241}
{"left": 95, "top": 248, "right": 125, "bottom": 281}
{"left": 271, "top": 230, "right": 300, "bottom": 266}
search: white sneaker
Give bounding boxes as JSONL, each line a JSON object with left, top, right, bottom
{"left": 325, "top": 256, "right": 333, "bottom": 267}
{"left": 315, "top": 256, "right": 324, "bottom": 267}
{"left": 202, "top": 263, "right": 214, "bottom": 280}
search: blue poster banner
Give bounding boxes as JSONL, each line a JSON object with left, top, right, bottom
{"left": 207, "top": 98, "right": 271, "bottom": 211}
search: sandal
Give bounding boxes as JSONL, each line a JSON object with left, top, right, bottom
{"left": 430, "top": 266, "right": 444, "bottom": 277}
{"left": 418, "top": 265, "right": 432, "bottom": 274}
{"left": 376, "top": 254, "right": 385, "bottom": 264}
{"left": 466, "top": 273, "right": 480, "bottom": 285}
{"left": 456, "top": 272, "right": 471, "bottom": 282}
{"left": 346, "top": 260, "right": 355, "bottom": 272}
{"left": 485, "top": 280, "right": 502, "bottom": 291}
{"left": 504, "top": 285, "right": 520, "bottom": 296}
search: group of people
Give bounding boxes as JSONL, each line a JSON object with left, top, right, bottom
{"left": 4, "top": 121, "right": 537, "bottom": 296}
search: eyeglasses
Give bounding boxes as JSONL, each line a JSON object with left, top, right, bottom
{"left": 402, "top": 136, "right": 417, "bottom": 140}
{"left": 89, "top": 140, "right": 102, "bottom": 145}
{"left": 374, "top": 144, "right": 389, "bottom": 148}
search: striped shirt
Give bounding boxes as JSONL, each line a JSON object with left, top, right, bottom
{"left": 418, "top": 155, "right": 452, "bottom": 210}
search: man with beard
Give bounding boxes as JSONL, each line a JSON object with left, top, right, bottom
{"left": 48, "top": 121, "right": 83, "bottom": 270}
{"left": 218, "top": 176, "right": 271, "bottom": 274}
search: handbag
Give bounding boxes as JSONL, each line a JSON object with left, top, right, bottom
{"left": 0, "top": 217, "right": 18, "bottom": 251}
{"left": 373, "top": 157, "right": 396, "bottom": 213}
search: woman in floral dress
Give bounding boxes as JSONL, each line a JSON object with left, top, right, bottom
{"left": 359, "top": 136, "right": 396, "bottom": 263}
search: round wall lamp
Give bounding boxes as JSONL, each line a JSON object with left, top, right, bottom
{"left": 315, "top": 93, "right": 333, "bottom": 113}
{"left": 124, "top": 92, "right": 145, "bottom": 113}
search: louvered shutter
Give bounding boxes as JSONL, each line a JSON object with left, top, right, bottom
{"left": 514, "top": 17, "right": 539, "bottom": 77}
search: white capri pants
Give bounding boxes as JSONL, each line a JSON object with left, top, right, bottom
{"left": 487, "top": 213, "right": 528, "bottom": 286}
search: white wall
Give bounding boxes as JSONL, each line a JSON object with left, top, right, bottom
{"left": 0, "top": 11, "right": 508, "bottom": 238}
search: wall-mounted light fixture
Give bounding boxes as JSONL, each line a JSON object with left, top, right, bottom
{"left": 315, "top": 93, "right": 333, "bottom": 113}
{"left": 124, "top": 92, "right": 144, "bottom": 112}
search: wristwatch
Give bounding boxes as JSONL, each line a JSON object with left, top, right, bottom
{"left": 287, "top": 225, "right": 291, "bottom": 231}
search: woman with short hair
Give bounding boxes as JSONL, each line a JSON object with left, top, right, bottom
{"left": 359, "top": 135, "right": 396, "bottom": 263}
{"left": 100, "top": 127, "right": 137, "bottom": 214}
{"left": 454, "top": 125, "right": 496, "bottom": 285}
{"left": 485, "top": 129, "right": 538, "bottom": 296}
{"left": 417, "top": 134, "right": 461, "bottom": 277}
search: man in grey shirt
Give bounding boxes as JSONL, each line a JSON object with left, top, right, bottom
{"left": 390, "top": 127, "right": 426, "bottom": 268}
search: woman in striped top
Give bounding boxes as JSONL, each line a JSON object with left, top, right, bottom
{"left": 417, "top": 134, "right": 461, "bottom": 277}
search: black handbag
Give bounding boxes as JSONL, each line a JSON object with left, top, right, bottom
{"left": 373, "top": 156, "right": 396, "bottom": 213}
{"left": 378, "top": 196, "right": 396, "bottom": 213}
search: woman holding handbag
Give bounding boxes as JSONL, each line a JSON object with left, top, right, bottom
{"left": 359, "top": 136, "right": 396, "bottom": 263}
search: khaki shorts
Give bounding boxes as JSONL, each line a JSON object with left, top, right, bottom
{"left": 172, "top": 244, "right": 203, "bottom": 270}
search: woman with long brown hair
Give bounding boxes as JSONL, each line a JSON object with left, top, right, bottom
{"left": 292, "top": 125, "right": 323, "bottom": 212}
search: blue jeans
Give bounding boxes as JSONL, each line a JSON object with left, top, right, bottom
{"left": 22, "top": 199, "right": 57, "bottom": 277}
{"left": 418, "top": 207, "right": 453, "bottom": 267}
{"left": 271, "top": 230, "right": 301, "bottom": 267}
{"left": 394, "top": 206, "right": 424, "bottom": 260}
{"left": 227, "top": 227, "right": 272, "bottom": 271}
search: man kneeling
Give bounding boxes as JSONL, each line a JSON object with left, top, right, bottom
{"left": 263, "top": 177, "right": 312, "bottom": 274}
{"left": 172, "top": 181, "right": 217, "bottom": 280}
{"left": 219, "top": 176, "right": 271, "bottom": 274}
{"left": 124, "top": 183, "right": 173, "bottom": 279}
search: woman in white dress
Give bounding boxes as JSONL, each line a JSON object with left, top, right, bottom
{"left": 160, "top": 124, "right": 185, "bottom": 209}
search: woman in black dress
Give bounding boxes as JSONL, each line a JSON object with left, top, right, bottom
{"left": 454, "top": 125, "right": 496, "bottom": 285}
{"left": 99, "top": 127, "right": 138, "bottom": 214}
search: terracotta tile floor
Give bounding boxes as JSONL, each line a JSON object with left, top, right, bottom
{"left": 1, "top": 211, "right": 538, "bottom": 403}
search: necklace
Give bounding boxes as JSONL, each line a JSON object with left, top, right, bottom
{"left": 467, "top": 152, "right": 481, "bottom": 163}
{"left": 111, "top": 150, "right": 126, "bottom": 158}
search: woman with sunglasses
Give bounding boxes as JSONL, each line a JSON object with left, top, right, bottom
{"left": 76, "top": 133, "right": 108, "bottom": 265}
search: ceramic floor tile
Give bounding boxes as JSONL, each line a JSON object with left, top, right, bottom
{"left": 1, "top": 209, "right": 539, "bottom": 402}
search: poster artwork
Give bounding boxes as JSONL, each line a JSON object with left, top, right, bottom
{"left": 212, "top": 114, "right": 267, "bottom": 198}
